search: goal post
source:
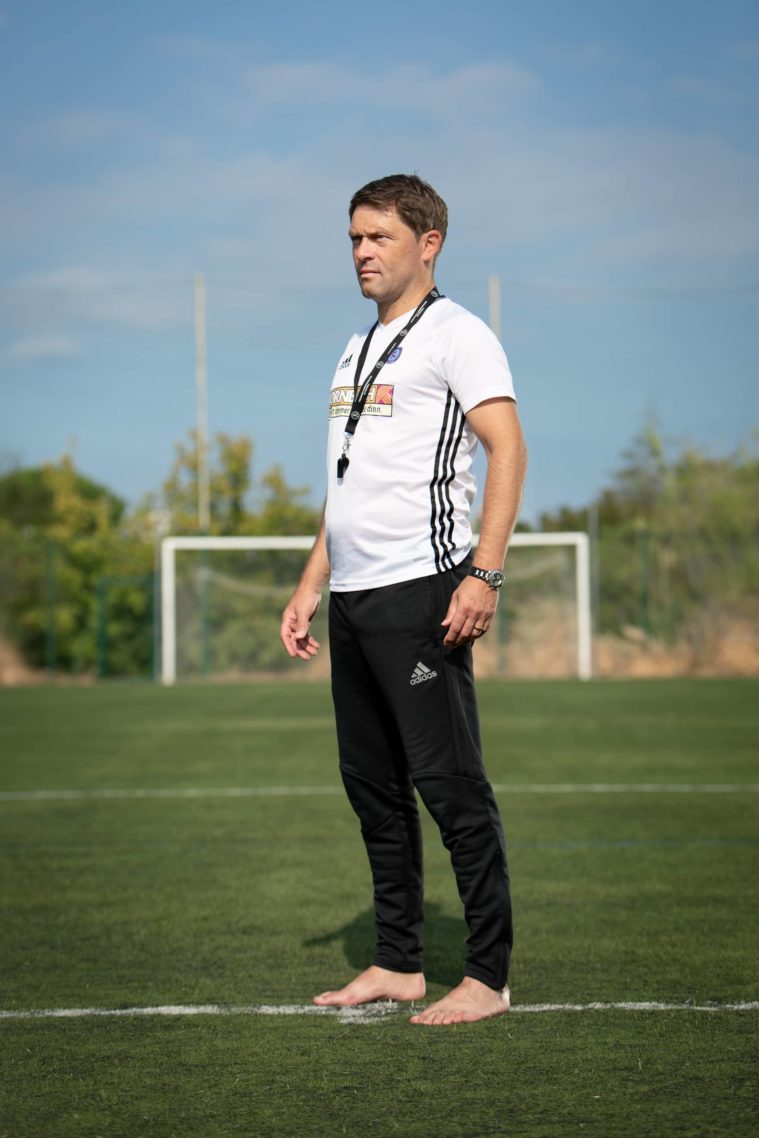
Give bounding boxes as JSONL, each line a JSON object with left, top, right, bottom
{"left": 160, "top": 532, "right": 592, "bottom": 685}
{"left": 160, "top": 536, "right": 314, "bottom": 686}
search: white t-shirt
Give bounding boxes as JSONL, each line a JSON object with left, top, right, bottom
{"left": 325, "top": 296, "right": 516, "bottom": 591}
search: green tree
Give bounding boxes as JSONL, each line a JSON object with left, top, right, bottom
{"left": 1, "top": 438, "right": 325, "bottom": 678}
{"left": 253, "top": 464, "right": 321, "bottom": 536}
{"left": 0, "top": 464, "right": 124, "bottom": 530}
{"left": 155, "top": 432, "right": 254, "bottom": 535}
{"left": 538, "top": 427, "right": 759, "bottom": 647}
{"left": 150, "top": 431, "right": 321, "bottom": 536}
{"left": 0, "top": 458, "right": 151, "bottom": 674}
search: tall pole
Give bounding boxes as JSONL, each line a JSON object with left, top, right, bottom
{"left": 161, "top": 538, "right": 177, "bottom": 686}
{"left": 488, "top": 275, "right": 502, "bottom": 342}
{"left": 575, "top": 534, "right": 593, "bottom": 680}
{"left": 194, "top": 273, "right": 210, "bottom": 532}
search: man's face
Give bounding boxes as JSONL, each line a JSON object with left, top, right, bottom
{"left": 349, "top": 205, "right": 438, "bottom": 315}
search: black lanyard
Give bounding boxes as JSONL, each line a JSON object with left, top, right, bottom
{"left": 337, "top": 287, "right": 442, "bottom": 479}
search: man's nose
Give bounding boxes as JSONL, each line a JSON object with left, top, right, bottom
{"left": 354, "top": 238, "right": 372, "bottom": 261}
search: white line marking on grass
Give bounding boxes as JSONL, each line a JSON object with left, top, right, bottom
{"left": 491, "top": 784, "right": 759, "bottom": 794}
{"left": 510, "top": 1001, "right": 759, "bottom": 1013}
{"left": 0, "top": 786, "right": 346, "bottom": 802}
{"left": 1, "top": 1001, "right": 756, "bottom": 1026}
{"left": 0, "top": 1002, "right": 399, "bottom": 1026}
{"left": 2, "top": 783, "right": 758, "bottom": 803}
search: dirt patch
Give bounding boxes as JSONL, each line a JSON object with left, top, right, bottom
{"left": 474, "top": 601, "right": 577, "bottom": 678}
{"left": 472, "top": 599, "right": 759, "bottom": 679}
{"left": 0, "top": 639, "right": 95, "bottom": 687}
{"left": 595, "top": 618, "right": 759, "bottom": 678}
{"left": 0, "top": 639, "right": 46, "bottom": 685}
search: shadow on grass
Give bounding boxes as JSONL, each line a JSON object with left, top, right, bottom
{"left": 304, "top": 901, "right": 465, "bottom": 988}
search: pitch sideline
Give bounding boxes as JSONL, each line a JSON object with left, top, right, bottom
{"left": 1, "top": 783, "right": 758, "bottom": 803}
{"left": 1, "top": 1001, "right": 757, "bottom": 1028}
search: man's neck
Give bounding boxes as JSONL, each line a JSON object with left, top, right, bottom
{"left": 377, "top": 280, "right": 437, "bottom": 326}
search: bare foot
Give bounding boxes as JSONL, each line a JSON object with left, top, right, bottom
{"left": 313, "top": 965, "right": 426, "bottom": 1007}
{"left": 409, "top": 977, "right": 510, "bottom": 1026}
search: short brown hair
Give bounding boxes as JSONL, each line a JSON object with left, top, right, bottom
{"left": 349, "top": 174, "right": 448, "bottom": 244}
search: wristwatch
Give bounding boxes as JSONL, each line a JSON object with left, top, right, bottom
{"left": 468, "top": 566, "right": 505, "bottom": 591}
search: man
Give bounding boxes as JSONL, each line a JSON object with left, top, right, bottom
{"left": 280, "top": 174, "right": 526, "bottom": 1026}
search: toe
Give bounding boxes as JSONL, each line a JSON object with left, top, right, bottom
{"left": 313, "top": 991, "right": 342, "bottom": 1006}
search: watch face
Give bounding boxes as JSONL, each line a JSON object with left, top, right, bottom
{"left": 471, "top": 566, "right": 504, "bottom": 588}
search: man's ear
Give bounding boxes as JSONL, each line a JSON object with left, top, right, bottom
{"left": 421, "top": 229, "right": 443, "bottom": 267}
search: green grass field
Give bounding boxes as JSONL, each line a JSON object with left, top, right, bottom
{"left": 1, "top": 678, "right": 757, "bottom": 1138}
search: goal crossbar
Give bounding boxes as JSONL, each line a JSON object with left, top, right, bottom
{"left": 160, "top": 533, "right": 592, "bottom": 685}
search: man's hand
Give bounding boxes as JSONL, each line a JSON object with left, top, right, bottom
{"left": 279, "top": 508, "right": 329, "bottom": 661}
{"left": 280, "top": 586, "right": 322, "bottom": 660}
{"left": 441, "top": 576, "right": 498, "bottom": 648}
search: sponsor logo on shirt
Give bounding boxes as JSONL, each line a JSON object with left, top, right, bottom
{"left": 338, "top": 353, "right": 353, "bottom": 370}
{"left": 329, "top": 384, "right": 394, "bottom": 419}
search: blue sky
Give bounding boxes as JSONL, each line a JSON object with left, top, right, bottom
{"left": 2, "top": 0, "right": 757, "bottom": 523}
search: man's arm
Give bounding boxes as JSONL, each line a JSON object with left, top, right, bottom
{"left": 280, "top": 506, "right": 330, "bottom": 660}
{"left": 441, "top": 397, "right": 527, "bottom": 648}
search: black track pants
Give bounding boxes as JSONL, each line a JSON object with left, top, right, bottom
{"left": 328, "top": 560, "right": 513, "bottom": 991}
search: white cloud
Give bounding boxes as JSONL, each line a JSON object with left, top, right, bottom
{"left": 6, "top": 266, "right": 190, "bottom": 330}
{"left": 15, "top": 267, "right": 108, "bottom": 291}
{"left": 152, "top": 33, "right": 249, "bottom": 67}
{"left": 440, "top": 119, "right": 759, "bottom": 282}
{"left": 153, "top": 38, "right": 542, "bottom": 109}
{"left": 541, "top": 41, "right": 609, "bottom": 67}
{"left": 7, "top": 336, "right": 79, "bottom": 360}
{"left": 670, "top": 77, "right": 713, "bottom": 98}
{"left": 1, "top": 51, "right": 757, "bottom": 341}
{"left": 23, "top": 109, "right": 145, "bottom": 149}
{"left": 728, "top": 40, "right": 759, "bottom": 61}
{"left": 242, "top": 59, "right": 541, "bottom": 110}
{"left": 669, "top": 72, "right": 758, "bottom": 110}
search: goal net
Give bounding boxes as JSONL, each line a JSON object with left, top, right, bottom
{"left": 160, "top": 534, "right": 591, "bottom": 684}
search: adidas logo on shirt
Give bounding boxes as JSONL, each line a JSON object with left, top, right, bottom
{"left": 410, "top": 661, "right": 438, "bottom": 686}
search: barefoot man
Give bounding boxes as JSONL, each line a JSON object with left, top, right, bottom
{"left": 280, "top": 174, "right": 527, "bottom": 1026}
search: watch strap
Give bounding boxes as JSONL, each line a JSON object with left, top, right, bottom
{"left": 469, "top": 565, "right": 505, "bottom": 589}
